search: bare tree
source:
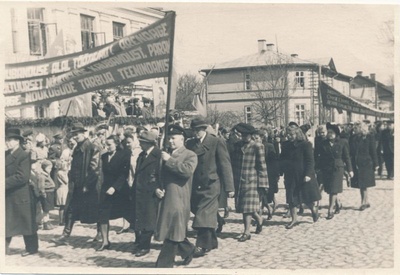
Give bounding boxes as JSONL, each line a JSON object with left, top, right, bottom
{"left": 248, "top": 53, "right": 295, "bottom": 126}
{"left": 175, "top": 73, "right": 202, "bottom": 111}
{"left": 207, "top": 104, "right": 242, "bottom": 129}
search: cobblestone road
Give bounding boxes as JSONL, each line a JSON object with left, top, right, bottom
{"left": 4, "top": 177, "right": 395, "bottom": 271}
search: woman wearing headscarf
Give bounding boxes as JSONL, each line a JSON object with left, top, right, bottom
{"left": 349, "top": 121, "right": 378, "bottom": 210}
{"left": 318, "top": 123, "right": 353, "bottom": 219}
{"left": 280, "top": 125, "right": 321, "bottom": 229}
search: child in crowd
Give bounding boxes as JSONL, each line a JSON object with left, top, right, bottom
{"left": 37, "top": 160, "right": 56, "bottom": 230}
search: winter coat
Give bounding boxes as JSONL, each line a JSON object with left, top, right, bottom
{"left": 280, "top": 140, "right": 321, "bottom": 206}
{"left": 231, "top": 140, "right": 268, "bottom": 213}
{"left": 155, "top": 146, "right": 198, "bottom": 242}
{"left": 131, "top": 147, "right": 161, "bottom": 231}
{"left": 6, "top": 147, "right": 37, "bottom": 237}
{"left": 349, "top": 134, "right": 377, "bottom": 189}
{"left": 186, "top": 133, "right": 234, "bottom": 228}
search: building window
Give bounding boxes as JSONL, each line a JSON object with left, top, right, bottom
{"left": 244, "top": 106, "right": 252, "bottom": 123}
{"left": 113, "top": 22, "right": 125, "bottom": 41}
{"left": 295, "top": 104, "right": 305, "bottom": 125}
{"left": 295, "top": 71, "right": 305, "bottom": 88}
{"left": 245, "top": 73, "right": 251, "bottom": 90}
{"left": 81, "top": 14, "right": 95, "bottom": 50}
{"left": 27, "top": 8, "right": 47, "bottom": 56}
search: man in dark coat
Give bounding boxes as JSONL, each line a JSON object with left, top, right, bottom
{"left": 92, "top": 94, "right": 100, "bottom": 117}
{"left": 5, "top": 128, "right": 39, "bottom": 257}
{"left": 131, "top": 131, "right": 161, "bottom": 257}
{"left": 185, "top": 117, "right": 234, "bottom": 257}
{"left": 155, "top": 124, "right": 198, "bottom": 268}
{"left": 51, "top": 122, "right": 101, "bottom": 245}
{"left": 380, "top": 120, "right": 394, "bottom": 180}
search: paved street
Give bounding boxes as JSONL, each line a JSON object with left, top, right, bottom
{"left": 5, "top": 177, "right": 394, "bottom": 270}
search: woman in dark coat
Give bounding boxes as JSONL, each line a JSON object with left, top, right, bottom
{"left": 97, "top": 135, "right": 130, "bottom": 251}
{"left": 318, "top": 123, "right": 353, "bottom": 219}
{"left": 349, "top": 121, "right": 378, "bottom": 211}
{"left": 5, "top": 128, "right": 39, "bottom": 256}
{"left": 280, "top": 125, "right": 321, "bottom": 229}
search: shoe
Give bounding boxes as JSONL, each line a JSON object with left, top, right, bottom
{"left": 312, "top": 207, "right": 319, "bottom": 222}
{"left": 92, "top": 236, "right": 103, "bottom": 243}
{"left": 117, "top": 228, "right": 129, "bottom": 234}
{"left": 135, "top": 249, "right": 150, "bottom": 257}
{"left": 238, "top": 234, "right": 251, "bottom": 242}
{"left": 283, "top": 210, "right": 291, "bottom": 218}
{"left": 298, "top": 207, "right": 304, "bottom": 215}
{"left": 366, "top": 203, "right": 371, "bottom": 208}
{"left": 43, "top": 222, "right": 54, "bottom": 230}
{"left": 256, "top": 223, "right": 262, "bottom": 234}
{"left": 182, "top": 252, "right": 193, "bottom": 265}
{"left": 223, "top": 207, "right": 230, "bottom": 219}
{"left": 96, "top": 243, "right": 111, "bottom": 251}
{"left": 326, "top": 213, "right": 334, "bottom": 220}
{"left": 334, "top": 203, "right": 342, "bottom": 214}
{"left": 193, "top": 246, "right": 206, "bottom": 258}
{"left": 59, "top": 222, "right": 65, "bottom": 226}
{"left": 21, "top": 251, "right": 38, "bottom": 257}
{"left": 285, "top": 221, "right": 298, "bottom": 230}
{"left": 51, "top": 235, "right": 69, "bottom": 245}
{"left": 359, "top": 205, "right": 367, "bottom": 211}
{"left": 216, "top": 220, "right": 225, "bottom": 234}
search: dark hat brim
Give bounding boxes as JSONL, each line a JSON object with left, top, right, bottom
{"left": 6, "top": 133, "right": 24, "bottom": 141}
{"left": 70, "top": 128, "right": 87, "bottom": 134}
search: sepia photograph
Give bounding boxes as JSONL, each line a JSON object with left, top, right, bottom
{"left": 1, "top": 0, "right": 398, "bottom": 274}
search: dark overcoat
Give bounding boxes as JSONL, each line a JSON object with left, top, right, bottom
{"left": 100, "top": 149, "right": 130, "bottom": 223}
{"left": 231, "top": 140, "right": 268, "bottom": 213}
{"left": 131, "top": 147, "right": 161, "bottom": 231}
{"left": 318, "top": 138, "right": 352, "bottom": 194}
{"left": 349, "top": 134, "right": 377, "bottom": 189}
{"left": 155, "top": 146, "right": 198, "bottom": 242}
{"left": 6, "top": 147, "right": 37, "bottom": 237}
{"left": 186, "top": 133, "right": 234, "bottom": 228}
{"left": 263, "top": 141, "right": 279, "bottom": 194}
{"left": 280, "top": 140, "right": 321, "bottom": 206}
{"left": 380, "top": 128, "right": 394, "bottom": 156}
{"left": 65, "top": 138, "right": 101, "bottom": 224}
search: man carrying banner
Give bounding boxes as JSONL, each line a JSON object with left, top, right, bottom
{"left": 186, "top": 117, "right": 234, "bottom": 257}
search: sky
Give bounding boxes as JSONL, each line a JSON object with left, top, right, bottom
{"left": 149, "top": 3, "right": 395, "bottom": 85}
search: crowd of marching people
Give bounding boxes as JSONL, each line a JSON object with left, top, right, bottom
{"left": 5, "top": 112, "right": 394, "bottom": 267}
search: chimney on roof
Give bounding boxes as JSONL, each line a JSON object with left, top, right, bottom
{"left": 356, "top": 71, "right": 363, "bottom": 76}
{"left": 370, "top": 73, "right": 376, "bottom": 81}
{"left": 291, "top": 54, "right": 298, "bottom": 58}
{"left": 258, "top": 39, "right": 266, "bottom": 54}
{"left": 266, "top": 43, "right": 275, "bottom": 51}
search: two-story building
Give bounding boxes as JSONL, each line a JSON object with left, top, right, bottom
{"left": 200, "top": 39, "right": 354, "bottom": 127}
{"left": 350, "top": 71, "right": 394, "bottom": 121}
{"left": 4, "top": 4, "right": 167, "bottom": 118}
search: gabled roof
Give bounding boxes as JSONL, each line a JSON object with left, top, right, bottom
{"left": 352, "top": 75, "right": 394, "bottom": 97}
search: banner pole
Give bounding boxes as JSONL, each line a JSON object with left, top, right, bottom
{"left": 162, "top": 11, "right": 176, "bottom": 150}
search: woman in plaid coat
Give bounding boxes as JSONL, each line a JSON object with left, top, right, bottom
{"left": 231, "top": 123, "right": 268, "bottom": 242}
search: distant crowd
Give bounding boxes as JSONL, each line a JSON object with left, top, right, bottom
{"left": 5, "top": 113, "right": 394, "bottom": 267}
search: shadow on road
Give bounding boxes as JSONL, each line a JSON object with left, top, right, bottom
{"left": 86, "top": 255, "right": 155, "bottom": 268}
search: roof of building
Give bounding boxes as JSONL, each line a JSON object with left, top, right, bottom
{"left": 352, "top": 75, "right": 394, "bottom": 97}
{"left": 200, "top": 50, "right": 352, "bottom": 81}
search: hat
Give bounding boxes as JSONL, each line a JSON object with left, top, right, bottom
{"left": 35, "top": 133, "right": 46, "bottom": 143}
{"left": 69, "top": 122, "right": 87, "bottom": 133}
{"left": 300, "top": 124, "right": 311, "bottom": 134}
{"left": 5, "top": 128, "right": 24, "bottom": 141}
{"left": 142, "top": 97, "right": 151, "bottom": 104}
{"left": 53, "top": 132, "right": 63, "bottom": 139}
{"left": 190, "top": 117, "right": 208, "bottom": 129}
{"left": 362, "top": 119, "right": 371, "bottom": 125}
{"left": 168, "top": 124, "right": 186, "bottom": 136}
{"left": 41, "top": 159, "right": 53, "bottom": 170}
{"left": 22, "top": 129, "right": 33, "bottom": 137}
{"left": 386, "top": 119, "right": 394, "bottom": 124}
{"left": 234, "top": 123, "right": 256, "bottom": 135}
{"left": 326, "top": 122, "right": 341, "bottom": 137}
{"left": 138, "top": 131, "right": 158, "bottom": 143}
{"left": 288, "top": 121, "right": 299, "bottom": 127}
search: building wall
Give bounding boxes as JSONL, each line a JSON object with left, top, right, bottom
{"left": 5, "top": 5, "right": 164, "bottom": 118}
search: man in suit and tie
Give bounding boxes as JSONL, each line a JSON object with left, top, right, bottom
{"left": 186, "top": 117, "right": 234, "bottom": 258}
{"left": 131, "top": 131, "right": 161, "bottom": 257}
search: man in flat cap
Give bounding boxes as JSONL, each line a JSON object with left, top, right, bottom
{"left": 380, "top": 120, "right": 394, "bottom": 180}
{"left": 230, "top": 123, "right": 268, "bottom": 241}
{"left": 155, "top": 125, "right": 198, "bottom": 267}
{"left": 185, "top": 117, "right": 234, "bottom": 257}
{"left": 52, "top": 122, "right": 102, "bottom": 245}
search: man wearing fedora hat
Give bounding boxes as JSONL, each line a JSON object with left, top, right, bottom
{"left": 5, "top": 128, "right": 39, "bottom": 256}
{"left": 185, "top": 117, "right": 234, "bottom": 257}
{"left": 130, "top": 131, "right": 162, "bottom": 257}
{"left": 155, "top": 125, "right": 198, "bottom": 267}
{"left": 52, "top": 122, "right": 102, "bottom": 245}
